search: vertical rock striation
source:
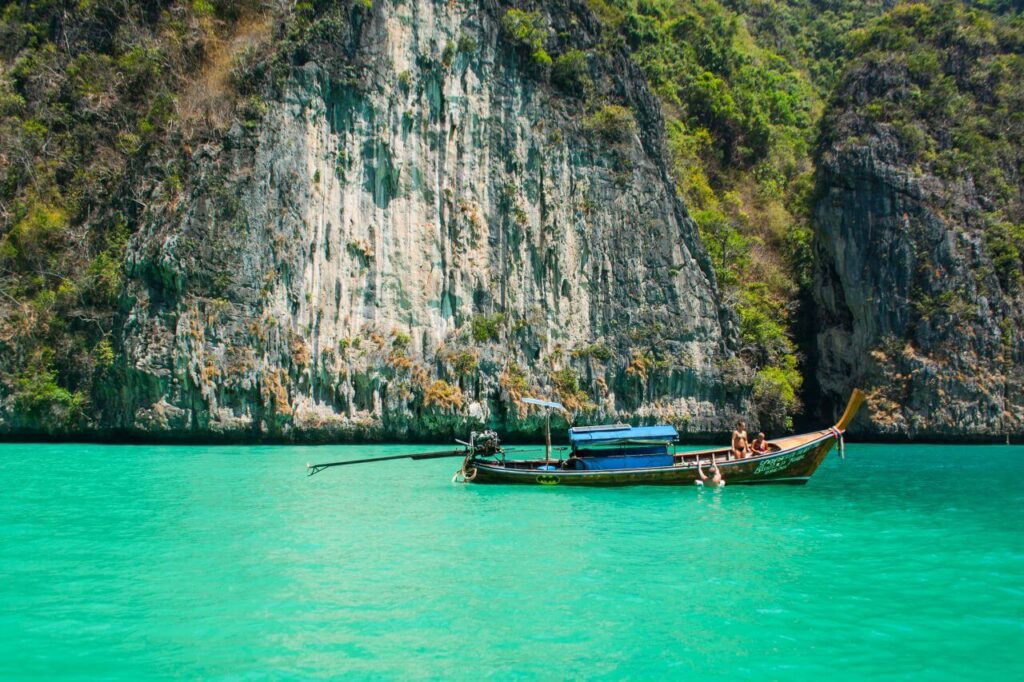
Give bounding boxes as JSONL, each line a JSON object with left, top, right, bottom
{"left": 110, "top": 0, "right": 750, "bottom": 441}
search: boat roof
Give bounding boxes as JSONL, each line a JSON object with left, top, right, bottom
{"left": 520, "top": 397, "right": 566, "bottom": 411}
{"left": 568, "top": 424, "right": 678, "bottom": 445}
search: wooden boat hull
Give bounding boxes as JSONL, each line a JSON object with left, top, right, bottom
{"left": 467, "top": 430, "right": 838, "bottom": 487}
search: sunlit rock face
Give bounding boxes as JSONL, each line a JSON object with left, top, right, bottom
{"left": 114, "top": 0, "right": 751, "bottom": 442}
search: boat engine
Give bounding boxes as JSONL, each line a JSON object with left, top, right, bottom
{"left": 452, "top": 430, "right": 503, "bottom": 483}
{"left": 470, "top": 430, "right": 502, "bottom": 458}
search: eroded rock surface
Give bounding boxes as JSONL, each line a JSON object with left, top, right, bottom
{"left": 109, "top": 0, "right": 750, "bottom": 441}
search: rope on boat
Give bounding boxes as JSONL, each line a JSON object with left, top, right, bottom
{"left": 830, "top": 426, "right": 845, "bottom": 459}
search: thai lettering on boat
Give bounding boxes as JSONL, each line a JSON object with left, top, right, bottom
{"left": 754, "top": 451, "right": 802, "bottom": 475}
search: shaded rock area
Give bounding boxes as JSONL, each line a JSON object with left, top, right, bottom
{"left": 87, "top": 0, "right": 751, "bottom": 442}
{"left": 812, "top": 8, "right": 1024, "bottom": 440}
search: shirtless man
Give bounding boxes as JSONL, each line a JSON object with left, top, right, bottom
{"left": 750, "top": 432, "right": 768, "bottom": 455}
{"left": 695, "top": 455, "right": 725, "bottom": 487}
{"left": 731, "top": 420, "right": 750, "bottom": 459}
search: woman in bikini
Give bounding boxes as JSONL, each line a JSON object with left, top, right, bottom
{"left": 731, "top": 420, "right": 750, "bottom": 459}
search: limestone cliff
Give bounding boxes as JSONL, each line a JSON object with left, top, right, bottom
{"left": 94, "top": 0, "right": 750, "bottom": 442}
{"left": 812, "top": 2, "right": 1024, "bottom": 439}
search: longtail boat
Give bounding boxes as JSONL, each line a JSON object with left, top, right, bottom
{"left": 308, "top": 390, "right": 865, "bottom": 487}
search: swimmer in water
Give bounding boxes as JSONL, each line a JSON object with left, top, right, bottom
{"left": 695, "top": 455, "right": 725, "bottom": 487}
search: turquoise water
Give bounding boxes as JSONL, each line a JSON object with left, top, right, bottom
{"left": 1, "top": 442, "right": 1022, "bottom": 680}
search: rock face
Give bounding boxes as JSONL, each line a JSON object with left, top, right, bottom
{"left": 812, "top": 10, "right": 1024, "bottom": 440}
{"left": 814, "top": 143, "right": 1022, "bottom": 438}
{"left": 106, "top": 0, "right": 750, "bottom": 441}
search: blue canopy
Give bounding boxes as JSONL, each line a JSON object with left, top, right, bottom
{"left": 568, "top": 424, "right": 678, "bottom": 445}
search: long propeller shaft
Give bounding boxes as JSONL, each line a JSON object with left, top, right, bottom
{"left": 307, "top": 449, "right": 466, "bottom": 476}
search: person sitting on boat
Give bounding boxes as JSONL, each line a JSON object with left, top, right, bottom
{"left": 731, "top": 421, "right": 750, "bottom": 459}
{"left": 695, "top": 456, "right": 725, "bottom": 487}
{"left": 750, "top": 432, "right": 769, "bottom": 455}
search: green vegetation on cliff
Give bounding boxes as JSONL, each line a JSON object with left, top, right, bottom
{"left": 585, "top": 0, "right": 844, "bottom": 428}
{"left": 823, "top": 0, "right": 1023, "bottom": 240}
{"left": 1, "top": 0, "right": 751, "bottom": 439}
{"left": 0, "top": 0, "right": 273, "bottom": 431}
{"left": 586, "top": 0, "right": 1022, "bottom": 430}
{"left": 0, "top": 0, "right": 1021, "bottom": 439}
{"left": 813, "top": 1, "right": 1023, "bottom": 435}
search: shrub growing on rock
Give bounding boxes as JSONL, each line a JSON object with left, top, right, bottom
{"left": 470, "top": 313, "right": 506, "bottom": 343}
{"left": 500, "top": 9, "right": 551, "bottom": 69}
{"left": 552, "top": 49, "right": 592, "bottom": 96}
{"left": 585, "top": 104, "right": 637, "bottom": 145}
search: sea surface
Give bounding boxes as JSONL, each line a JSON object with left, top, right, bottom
{"left": 1, "top": 442, "right": 1022, "bottom": 680}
